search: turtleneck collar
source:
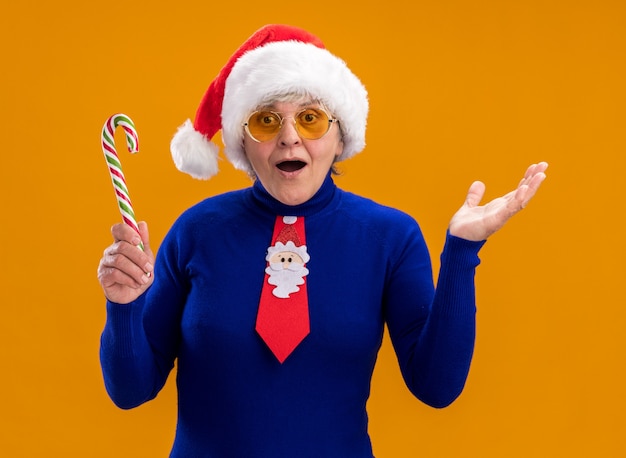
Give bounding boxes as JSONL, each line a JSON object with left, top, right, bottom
{"left": 248, "top": 172, "right": 338, "bottom": 218}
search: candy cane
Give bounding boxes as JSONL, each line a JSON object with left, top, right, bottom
{"left": 101, "top": 113, "right": 144, "bottom": 250}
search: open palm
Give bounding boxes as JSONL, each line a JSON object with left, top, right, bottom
{"left": 448, "top": 162, "right": 548, "bottom": 241}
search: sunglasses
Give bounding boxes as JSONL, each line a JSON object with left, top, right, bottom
{"left": 243, "top": 107, "right": 339, "bottom": 143}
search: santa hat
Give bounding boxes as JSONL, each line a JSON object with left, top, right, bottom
{"left": 170, "top": 24, "right": 369, "bottom": 179}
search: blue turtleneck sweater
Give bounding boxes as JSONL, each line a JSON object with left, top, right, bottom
{"left": 100, "top": 175, "right": 485, "bottom": 457}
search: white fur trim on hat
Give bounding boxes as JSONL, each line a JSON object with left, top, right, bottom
{"left": 221, "top": 41, "right": 368, "bottom": 175}
{"left": 170, "top": 120, "right": 219, "bottom": 180}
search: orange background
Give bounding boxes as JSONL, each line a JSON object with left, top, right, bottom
{"left": 1, "top": 0, "right": 625, "bottom": 456}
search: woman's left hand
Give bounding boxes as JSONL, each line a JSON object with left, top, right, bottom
{"left": 448, "top": 162, "right": 548, "bottom": 241}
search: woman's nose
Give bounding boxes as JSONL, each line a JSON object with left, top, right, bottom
{"left": 277, "top": 117, "right": 301, "bottom": 146}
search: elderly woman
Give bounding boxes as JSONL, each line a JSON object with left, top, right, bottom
{"left": 98, "top": 24, "right": 547, "bottom": 457}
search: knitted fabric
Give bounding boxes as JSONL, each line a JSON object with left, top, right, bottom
{"left": 100, "top": 175, "right": 485, "bottom": 457}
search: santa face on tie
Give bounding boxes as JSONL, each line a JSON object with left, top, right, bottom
{"left": 265, "top": 241, "right": 310, "bottom": 298}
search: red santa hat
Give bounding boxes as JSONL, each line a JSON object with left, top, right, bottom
{"left": 170, "top": 24, "right": 369, "bottom": 179}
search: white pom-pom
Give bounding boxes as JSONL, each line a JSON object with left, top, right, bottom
{"left": 170, "top": 120, "right": 219, "bottom": 180}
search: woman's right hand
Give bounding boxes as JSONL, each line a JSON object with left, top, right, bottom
{"left": 98, "top": 221, "right": 155, "bottom": 304}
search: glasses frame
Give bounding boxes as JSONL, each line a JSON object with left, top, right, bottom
{"left": 242, "top": 107, "right": 339, "bottom": 143}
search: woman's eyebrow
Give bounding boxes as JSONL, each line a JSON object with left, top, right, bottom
{"left": 257, "top": 101, "right": 320, "bottom": 112}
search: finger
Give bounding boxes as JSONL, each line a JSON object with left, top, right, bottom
{"left": 117, "top": 238, "right": 154, "bottom": 274}
{"left": 137, "top": 221, "right": 153, "bottom": 257}
{"left": 515, "top": 162, "right": 548, "bottom": 202}
{"left": 522, "top": 161, "right": 549, "bottom": 182}
{"left": 98, "top": 262, "right": 151, "bottom": 290}
{"left": 101, "top": 242, "right": 148, "bottom": 276}
{"left": 525, "top": 170, "right": 547, "bottom": 200}
{"left": 98, "top": 253, "right": 151, "bottom": 290}
{"left": 465, "top": 181, "right": 486, "bottom": 208}
{"left": 111, "top": 222, "right": 143, "bottom": 246}
{"left": 523, "top": 163, "right": 537, "bottom": 181}
{"left": 535, "top": 161, "right": 549, "bottom": 173}
{"left": 516, "top": 172, "right": 547, "bottom": 208}
{"left": 513, "top": 184, "right": 530, "bottom": 209}
{"left": 112, "top": 222, "right": 151, "bottom": 256}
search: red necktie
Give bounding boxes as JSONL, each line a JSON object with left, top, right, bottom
{"left": 256, "top": 216, "right": 310, "bottom": 363}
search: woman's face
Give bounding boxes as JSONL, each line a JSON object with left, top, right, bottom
{"left": 243, "top": 100, "right": 343, "bottom": 206}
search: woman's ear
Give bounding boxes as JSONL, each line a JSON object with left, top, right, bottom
{"left": 335, "top": 139, "right": 344, "bottom": 160}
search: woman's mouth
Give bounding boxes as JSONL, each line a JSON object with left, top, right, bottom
{"left": 277, "top": 160, "right": 306, "bottom": 172}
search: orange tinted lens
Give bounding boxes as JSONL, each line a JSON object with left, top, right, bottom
{"left": 247, "top": 111, "right": 281, "bottom": 141}
{"left": 295, "top": 108, "right": 330, "bottom": 139}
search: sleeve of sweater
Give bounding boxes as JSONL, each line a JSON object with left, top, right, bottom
{"left": 100, "top": 296, "right": 170, "bottom": 409}
{"left": 385, "top": 230, "right": 485, "bottom": 408}
{"left": 99, "top": 220, "right": 188, "bottom": 410}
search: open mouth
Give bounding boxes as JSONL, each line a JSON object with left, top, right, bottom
{"left": 277, "top": 160, "right": 306, "bottom": 172}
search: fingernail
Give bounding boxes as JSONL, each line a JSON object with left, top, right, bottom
{"left": 145, "top": 262, "right": 153, "bottom": 273}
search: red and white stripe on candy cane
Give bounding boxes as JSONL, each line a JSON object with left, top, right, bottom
{"left": 101, "top": 113, "right": 144, "bottom": 250}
